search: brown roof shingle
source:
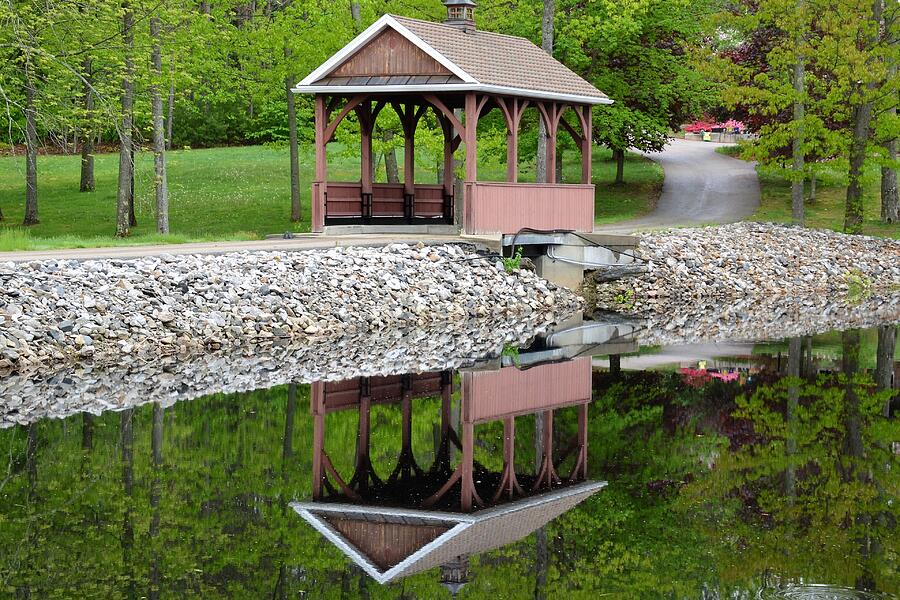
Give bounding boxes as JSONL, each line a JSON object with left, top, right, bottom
{"left": 392, "top": 16, "right": 608, "bottom": 102}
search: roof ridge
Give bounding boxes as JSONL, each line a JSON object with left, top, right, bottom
{"left": 390, "top": 14, "right": 542, "bottom": 44}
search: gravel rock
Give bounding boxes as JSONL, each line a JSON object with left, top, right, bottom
{"left": 0, "top": 314, "right": 568, "bottom": 428}
{"left": 0, "top": 243, "right": 580, "bottom": 373}
{"left": 594, "top": 223, "right": 900, "bottom": 322}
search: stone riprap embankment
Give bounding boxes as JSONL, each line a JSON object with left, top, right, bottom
{"left": 594, "top": 222, "right": 900, "bottom": 315}
{"left": 0, "top": 317, "right": 562, "bottom": 428}
{"left": 0, "top": 243, "right": 580, "bottom": 372}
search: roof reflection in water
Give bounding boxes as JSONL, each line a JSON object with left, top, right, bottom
{"left": 292, "top": 357, "right": 605, "bottom": 589}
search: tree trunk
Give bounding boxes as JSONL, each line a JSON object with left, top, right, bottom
{"left": 23, "top": 53, "right": 39, "bottom": 226}
{"left": 875, "top": 325, "right": 896, "bottom": 415}
{"left": 151, "top": 16, "right": 170, "bottom": 234}
{"left": 791, "top": 47, "right": 805, "bottom": 226}
{"left": 786, "top": 337, "right": 802, "bottom": 498}
{"left": 149, "top": 404, "right": 164, "bottom": 600}
{"left": 285, "top": 49, "right": 301, "bottom": 223}
{"left": 129, "top": 122, "right": 137, "bottom": 228}
{"left": 845, "top": 101, "right": 872, "bottom": 234}
{"left": 116, "top": 0, "right": 135, "bottom": 237}
{"left": 609, "top": 354, "right": 621, "bottom": 377}
{"left": 383, "top": 129, "right": 400, "bottom": 184}
{"left": 120, "top": 409, "right": 136, "bottom": 600}
{"left": 881, "top": 58, "right": 898, "bottom": 223}
{"left": 533, "top": 411, "right": 548, "bottom": 599}
{"left": 79, "top": 57, "right": 95, "bottom": 192}
{"left": 82, "top": 413, "right": 94, "bottom": 451}
{"left": 613, "top": 149, "right": 625, "bottom": 184}
{"left": 883, "top": 139, "right": 899, "bottom": 223}
{"left": 844, "top": 0, "right": 883, "bottom": 234}
{"left": 536, "top": 0, "right": 554, "bottom": 184}
{"left": 881, "top": 48, "right": 900, "bottom": 223}
{"left": 166, "top": 74, "right": 175, "bottom": 151}
{"left": 284, "top": 384, "right": 297, "bottom": 462}
{"left": 350, "top": 0, "right": 362, "bottom": 30}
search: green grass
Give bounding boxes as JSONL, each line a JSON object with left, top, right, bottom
{"left": 718, "top": 143, "right": 899, "bottom": 239}
{"left": 714, "top": 145, "right": 743, "bottom": 158}
{"left": 0, "top": 143, "right": 662, "bottom": 251}
{"left": 754, "top": 169, "right": 899, "bottom": 239}
{"left": 592, "top": 150, "right": 664, "bottom": 225}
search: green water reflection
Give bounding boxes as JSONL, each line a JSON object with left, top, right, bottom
{"left": 0, "top": 327, "right": 897, "bottom": 599}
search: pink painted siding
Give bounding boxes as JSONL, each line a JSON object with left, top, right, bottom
{"left": 461, "top": 358, "right": 592, "bottom": 423}
{"left": 463, "top": 182, "right": 595, "bottom": 235}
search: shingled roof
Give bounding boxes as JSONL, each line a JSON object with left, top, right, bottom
{"left": 291, "top": 481, "right": 606, "bottom": 584}
{"left": 295, "top": 14, "right": 611, "bottom": 105}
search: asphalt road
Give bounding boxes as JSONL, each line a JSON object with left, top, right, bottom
{"left": 597, "top": 138, "right": 761, "bottom": 233}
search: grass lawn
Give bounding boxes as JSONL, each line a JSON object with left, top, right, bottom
{"left": 0, "top": 144, "right": 661, "bottom": 251}
{"left": 716, "top": 144, "right": 899, "bottom": 239}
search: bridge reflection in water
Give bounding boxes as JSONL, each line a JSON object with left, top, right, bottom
{"left": 291, "top": 358, "right": 606, "bottom": 590}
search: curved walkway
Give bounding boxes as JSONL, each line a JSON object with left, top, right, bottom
{"left": 597, "top": 138, "right": 760, "bottom": 233}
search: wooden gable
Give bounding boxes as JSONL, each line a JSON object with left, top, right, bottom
{"left": 323, "top": 517, "right": 449, "bottom": 570}
{"left": 327, "top": 28, "right": 452, "bottom": 78}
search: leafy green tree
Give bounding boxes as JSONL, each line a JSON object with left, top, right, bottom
{"left": 562, "top": 0, "right": 717, "bottom": 183}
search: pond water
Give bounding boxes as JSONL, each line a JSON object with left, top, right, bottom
{"left": 0, "top": 318, "right": 898, "bottom": 598}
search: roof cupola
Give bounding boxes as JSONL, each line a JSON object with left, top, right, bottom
{"left": 443, "top": 0, "right": 476, "bottom": 32}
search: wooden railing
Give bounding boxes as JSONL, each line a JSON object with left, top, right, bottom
{"left": 463, "top": 182, "right": 595, "bottom": 235}
{"left": 317, "top": 181, "right": 450, "bottom": 226}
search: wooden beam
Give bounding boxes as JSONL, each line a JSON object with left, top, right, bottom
{"left": 424, "top": 94, "right": 466, "bottom": 137}
{"left": 324, "top": 94, "right": 368, "bottom": 143}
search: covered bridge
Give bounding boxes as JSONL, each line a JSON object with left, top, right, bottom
{"left": 294, "top": 0, "right": 611, "bottom": 235}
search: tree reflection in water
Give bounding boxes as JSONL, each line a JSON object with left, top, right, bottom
{"left": 0, "top": 326, "right": 896, "bottom": 598}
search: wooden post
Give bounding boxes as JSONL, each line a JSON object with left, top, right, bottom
{"left": 312, "top": 389, "right": 325, "bottom": 500}
{"left": 460, "top": 420, "right": 475, "bottom": 511}
{"left": 441, "top": 116, "right": 455, "bottom": 196}
{"left": 581, "top": 105, "right": 592, "bottom": 184}
{"left": 506, "top": 99, "right": 519, "bottom": 183}
{"left": 464, "top": 93, "right": 478, "bottom": 183}
{"left": 545, "top": 103, "right": 559, "bottom": 184}
{"left": 402, "top": 104, "right": 416, "bottom": 197}
{"left": 313, "top": 94, "right": 327, "bottom": 232}
{"left": 359, "top": 104, "right": 374, "bottom": 196}
{"left": 576, "top": 403, "right": 588, "bottom": 480}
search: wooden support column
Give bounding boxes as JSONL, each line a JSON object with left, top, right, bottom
{"left": 460, "top": 420, "right": 475, "bottom": 511}
{"left": 532, "top": 409, "right": 560, "bottom": 491}
{"left": 464, "top": 93, "right": 479, "bottom": 183}
{"left": 312, "top": 94, "right": 327, "bottom": 232}
{"left": 440, "top": 116, "right": 455, "bottom": 196}
{"left": 572, "top": 403, "right": 588, "bottom": 481}
{"left": 402, "top": 107, "right": 416, "bottom": 197}
{"left": 357, "top": 103, "right": 374, "bottom": 195}
{"left": 312, "top": 403, "right": 324, "bottom": 500}
{"left": 581, "top": 105, "right": 593, "bottom": 184}
{"left": 546, "top": 103, "right": 560, "bottom": 184}
{"left": 492, "top": 416, "right": 523, "bottom": 502}
{"left": 497, "top": 97, "right": 526, "bottom": 183}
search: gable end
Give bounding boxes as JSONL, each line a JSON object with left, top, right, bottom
{"left": 321, "top": 28, "right": 452, "bottom": 80}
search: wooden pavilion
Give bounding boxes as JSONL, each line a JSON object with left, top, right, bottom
{"left": 293, "top": 1, "right": 611, "bottom": 235}
{"left": 293, "top": 358, "right": 604, "bottom": 588}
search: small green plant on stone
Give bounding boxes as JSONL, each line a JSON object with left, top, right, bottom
{"left": 614, "top": 288, "right": 636, "bottom": 310}
{"left": 501, "top": 344, "right": 521, "bottom": 366}
{"left": 845, "top": 269, "right": 873, "bottom": 303}
{"left": 502, "top": 246, "right": 523, "bottom": 273}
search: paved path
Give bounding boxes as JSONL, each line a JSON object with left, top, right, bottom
{"left": 0, "top": 233, "right": 500, "bottom": 263}
{"left": 597, "top": 138, "right": 760, "bottom": 233}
